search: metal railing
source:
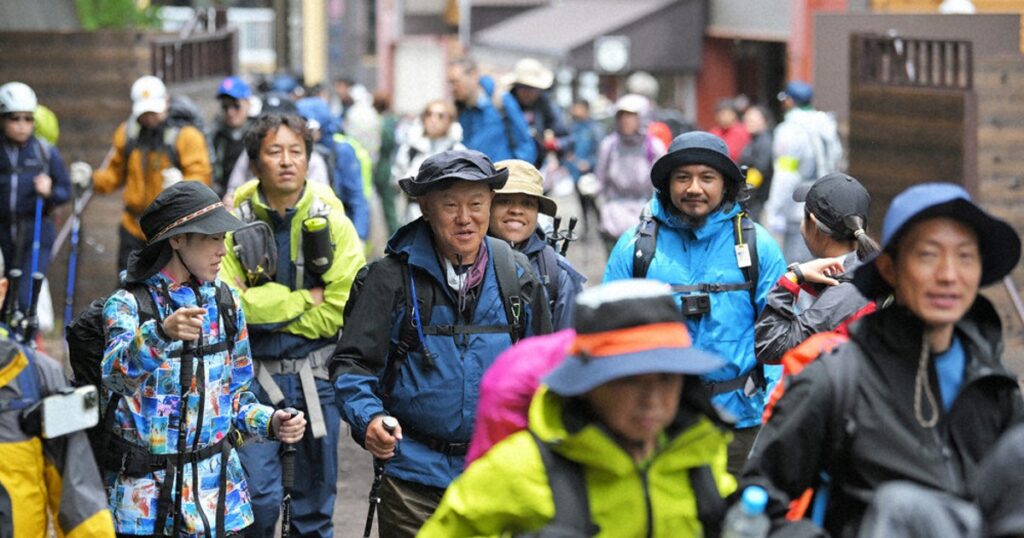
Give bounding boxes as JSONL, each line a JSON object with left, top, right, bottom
{"left": 852, "top": 33, "right": 973, "bottom": 90}
{"left": 161, "top": 6, "right": 276, "bottom": 72}
{"left": 151, "top": 7, "right": 238, "bottom": 84}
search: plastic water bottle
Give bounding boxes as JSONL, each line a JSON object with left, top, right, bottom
{"left": 722, "top": 485, "right": 771, "bottom": 538}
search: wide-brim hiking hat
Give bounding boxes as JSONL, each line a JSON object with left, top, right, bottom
{"left": 399, "top": 149, "right": 508, "bottom": 197}
{"left": 511, "top": 58, "right": 554, "bottom": 90}
{"left": 793, "top": 172, "right": 871, "bottom": 238}
{"left": 545, "top": 280, "right": 725, "bottom": 397}
{"left": 125, "top": 181, "right": 244, "bottom": 282}
{"left": 493, "top": 159, "right": 557, "bottom": 216}
{"left": 852, "top": 182, "right": 1021, "bottom": 298}
{"left": 650, "top": 131, "right": 744, "bottom": 192}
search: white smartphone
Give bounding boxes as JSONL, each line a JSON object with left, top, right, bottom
{"left": 40, "top": 385, "right": 100, "bottom": 439}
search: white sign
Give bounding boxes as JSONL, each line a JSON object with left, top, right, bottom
{"left": 594, "top": 36, "right": 630, "bottom": 73}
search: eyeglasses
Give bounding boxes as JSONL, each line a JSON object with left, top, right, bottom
{"left": 221, "top": 101, "right": 242, "bottom": 112}
{"left": 5, "top": 114, "right": 34, "bottom": 123}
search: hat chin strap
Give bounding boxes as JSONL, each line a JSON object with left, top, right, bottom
{"left": 173, "top": 247, "right": 199, "bottom": 285}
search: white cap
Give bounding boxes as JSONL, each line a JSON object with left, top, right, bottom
{"left": 131, "top": 76, "right": 168, "bottom": 116}
{"left": 613, "top": 93, "right": 650, "bottom": 116}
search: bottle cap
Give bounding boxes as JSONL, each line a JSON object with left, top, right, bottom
{"left": 741, "top": 485, "right": 768, "bottom": 516}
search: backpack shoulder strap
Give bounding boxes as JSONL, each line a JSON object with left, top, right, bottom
{"left": 823, "top": 350, "right": 859, "bottom": 455}
{"left": 633, "top": 205, "right": 658, "bottom": 279}
{"left": 214, "top": 281, "right": 238, "bottom": 344}
{"left": 34, "top": 136, "right": 52, "bottom": 176}
{"left": 488, "top": 238, "right": 524, "bottom": 343}
{"left": 125, "top": 282, "right": 160, "bottom": 325}
{"left": 688, "top": 464, "right": 727, "bottom": 537}
{"left": 538, "top": 245, "right": 560, "bottom": 308}
{"left": 529, "top": 431, "right": 599, "bottom": 537}
{"left": 733, "top": 211, "right": 760, "bottom": 317}
{"left": 162, "top": 125, "right": 182, "bottom": 170}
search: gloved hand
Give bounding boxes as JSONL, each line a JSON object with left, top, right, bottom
{"left": 161, "top": 167, "right": 184, "bottom": 189}
{"left": 69, "top": 161, "right": 93, "bottom": 190}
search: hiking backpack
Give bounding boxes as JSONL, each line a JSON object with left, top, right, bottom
{"left": 344, "top": 238, "right": 534, "bottom": 398}
{"left": 65, "top": 281, "right": 238, "bottom": 461}
{"left": 632, "top": 204, "right": 765, "bottom": 394}
{"left": 519, "top": 432, "right": 728, "bottom": 537}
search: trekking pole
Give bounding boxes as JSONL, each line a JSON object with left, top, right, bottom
{"left": 559, "top": 216, "right": 579, "bottom": 257}
{"left": 547, "top": 216, "right": 562, "bottom": 248}
{"left": 63, "top": 185, "right": 88, "bottom": 332}
{"left": 280, "top": 407, "right": 300, "bottom": 538}
{"left": 27, "top": 196, "right": 44, "bottom": 308}
{"left": 3, "top": 269, "right": 23, "bottom": 330}
{"left": 363, "top": 416, "right": 399, "bottom": 538}
{"left": 20, "top": 272, "right": 44, "bottom": 347}
{"left": 171, "top": 336, "right": 196, "bottom": 537}
{"left": 1004, "top": 276, "right": 1024, "bottom": 326}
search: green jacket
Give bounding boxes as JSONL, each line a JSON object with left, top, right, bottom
{"left": 219, "top": 179, "right": 365, "bottom": 342}
{"left": 421, "top": 386, "right": 736, "bottom": 537}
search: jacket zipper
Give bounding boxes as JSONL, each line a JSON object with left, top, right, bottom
{"left": 639, "top": 467, "right": 654, "bottom": 538}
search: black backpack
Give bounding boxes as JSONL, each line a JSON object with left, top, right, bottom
{"left": 65, "top": 281, "right": 238, "bottom": 457}
{"left": 632, "top": 204, "right": 767, "bottom": 395}
{"left": 518, "top": 432, "right": 727, "bottom": 537}
{"left": 344, "top": 238, "right": 535, "bottom": 397}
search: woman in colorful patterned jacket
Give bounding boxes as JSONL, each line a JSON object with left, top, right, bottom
{"left": 102, "top": 181, "right": 306, "bottom": 537}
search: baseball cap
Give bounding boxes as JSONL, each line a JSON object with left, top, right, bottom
{"left": 777, "top": 81, "right": 813, "bottom": 106}
{"left": 793, "top": 173, "right": 871, "bottom": 239}
{"left": 217, "top": 76, "right": 252, "bottom": 100}
{"left": 131, "top": 75, "right": 168, "bottom": 116}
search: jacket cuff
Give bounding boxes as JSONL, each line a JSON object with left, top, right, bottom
{"left": 777, "top": 275, "right": 801, "bottom": 296}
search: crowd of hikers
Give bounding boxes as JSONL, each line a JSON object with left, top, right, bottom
{"left": 2, "top": 54, "right": 1023, "bottom": 538}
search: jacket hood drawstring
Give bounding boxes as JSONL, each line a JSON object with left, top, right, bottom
{"left": 914, "top": 331, "right": 940, "bottom": 428}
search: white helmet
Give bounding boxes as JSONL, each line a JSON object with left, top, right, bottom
{"left": 0, "top": 82, "right": 38, "bottom": 114}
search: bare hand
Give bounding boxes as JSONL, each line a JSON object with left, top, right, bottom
{"left": 271, "top": 409, "right": 307, "bottom": 444}
{"left": 34, "top": 174, "right": 52, "bottom": 198}
{"left": 365, "top": 416, "right": 402, "bottom": 459}
{"left": 309, "top": 287, "right": 325, "bottom": 306}
{"left": 799, "top": 257, "right": 847, "bottom": 286}
{"left": 162, "top": 306, "right": 206, "bottom": 341}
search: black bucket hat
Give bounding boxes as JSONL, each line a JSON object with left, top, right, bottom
{"left": 125, "top": 182, "right": 244, "bottom": 282}
{"left": 398, "top": 149, "right": 508, "bottom": 197}
{"left": 650, "top": 131, "right": 744, "bottom": 192}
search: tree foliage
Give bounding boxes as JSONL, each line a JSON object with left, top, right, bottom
{"left": 75, "top": 0, "right": 162, "bottom": 30}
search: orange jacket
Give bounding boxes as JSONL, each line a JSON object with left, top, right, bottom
{"left": 92, "top": 121, "right": 212, "bottom": 240}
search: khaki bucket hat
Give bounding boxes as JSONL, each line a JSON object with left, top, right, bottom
{"left": 494, "top": 159, "right": 558, "bottom": 216}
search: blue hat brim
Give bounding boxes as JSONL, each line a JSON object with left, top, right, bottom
{"left": 852, "top": 198, "right": 1021, "bottom": 298}
{"left": 650, "top": 147, "right": 744, "bottom": 192}
{"left": 544, "top": 347, "right": 724, "bottom": 397}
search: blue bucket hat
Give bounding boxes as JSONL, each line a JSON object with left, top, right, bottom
{"left": 650, "top": 131, "right": 744, "bottom": 193}
{"left": 852, "top": 182, "right": 1021, "bottom": 298}
{"left": 544, "top": 280, "right": 724, "bottom": 397}
{"left": 398, "top": 149, "right": 508, "bottom": 197}
{"left": 217, "top": 76, "right": 252, "bottom": 100}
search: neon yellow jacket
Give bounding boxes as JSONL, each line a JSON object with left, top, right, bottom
{"left": 0, "top": 335, "right": 115, "bottom": 538}
{"left": 219, "top": 179, "right": 365, "bottom": 341}
{"left": 421, "top": 386, "right": 736, "bottom": 537}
